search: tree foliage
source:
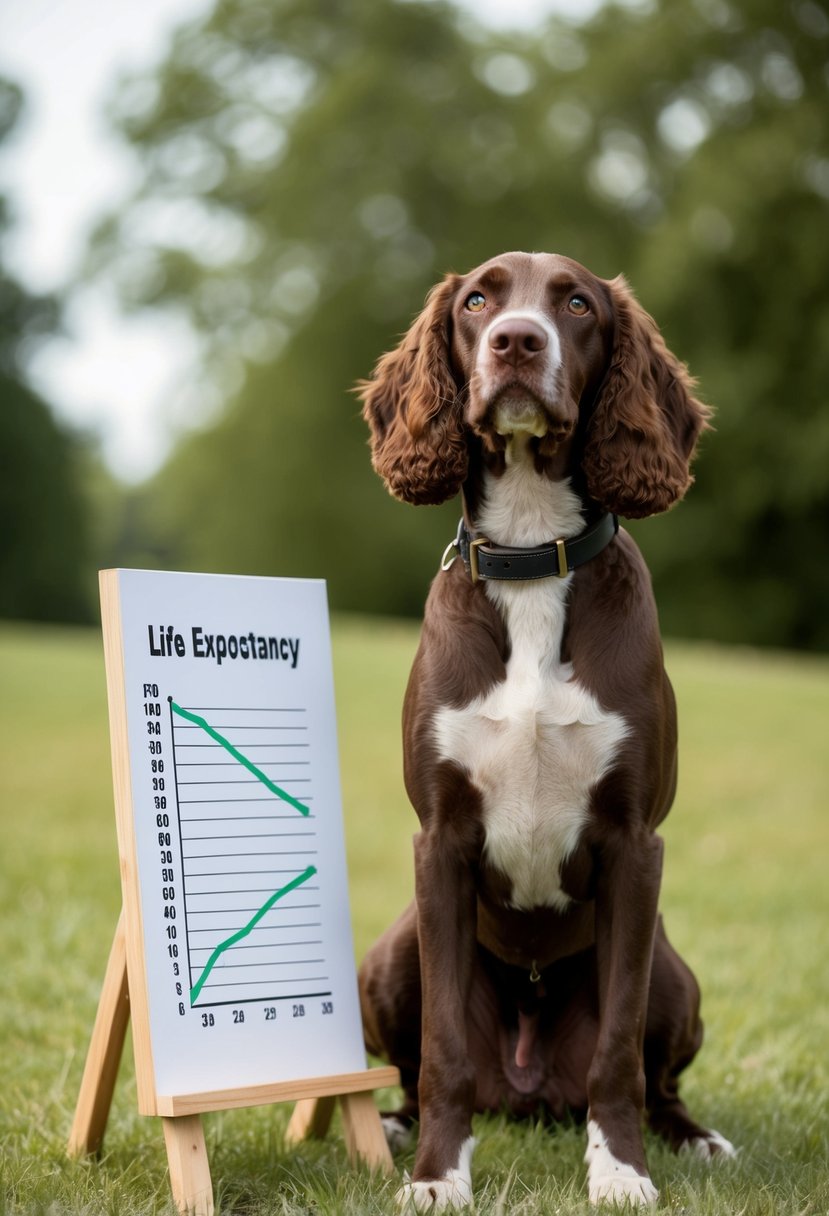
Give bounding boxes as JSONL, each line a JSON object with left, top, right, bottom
{"left": 97, "top": 0, "right": 829, "bottom": 647}
{"left": 0, "top": 79, "right": 93, "bottom": 623}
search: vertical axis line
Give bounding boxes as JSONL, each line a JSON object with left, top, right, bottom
{"left": 168, "top": 696, "right": 193, "bottom": 995}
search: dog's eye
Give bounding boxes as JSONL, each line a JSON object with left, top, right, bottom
{"left": 568, "top": 296, "right": 590, "bottom": 316}
{"left": 465, "top": 292, "right": 487, "bottom": 313}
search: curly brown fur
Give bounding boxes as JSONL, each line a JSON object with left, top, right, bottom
{"left": 582, "top": 276, "right": 712, "bottom": 519}
{"left": 358, "top": 275, "right": 468, "bottom": 505}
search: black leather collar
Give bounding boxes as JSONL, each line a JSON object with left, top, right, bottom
{"left": 441, "top": 512, "right": 618, "bottom": 583}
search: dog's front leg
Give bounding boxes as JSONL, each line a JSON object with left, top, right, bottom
{"left": 398, "top": 828, "right": 478, "bottom": 1213}
{"left": 585, "top": 831, "right": 663, "bottom": 1207}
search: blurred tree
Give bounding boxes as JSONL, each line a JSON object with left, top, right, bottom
{"left": 94, "top": 0, "right": 829, "bottom": 647}
{"left": 563, "top": 0, "right": 829, "bottom": 649}
{"left": 0, "top": 79, "right": 93, "bottom": 623}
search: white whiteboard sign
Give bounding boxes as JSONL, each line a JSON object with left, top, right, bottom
{"left": 105, "top": 569, "right": 366, "bottom": 1100}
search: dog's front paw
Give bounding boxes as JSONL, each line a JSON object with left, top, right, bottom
{"left": 396, "top": 1137, "right": 475, "bottom": 1212}
{"left": 585, "top": 1119, "right": 657, "bottom": 1207}
{"left": 682, "top": 1129, "right": 737, "bottom": 1161}
{"left": 588, "top": 1172, "right": 658, "bottom": 1207}
{"left": 396, "top": 1178, "right": 473, "bottom": 1213}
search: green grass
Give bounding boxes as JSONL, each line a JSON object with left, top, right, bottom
{"left": 1, "top": 619, "right": 828, "bottom": 1214}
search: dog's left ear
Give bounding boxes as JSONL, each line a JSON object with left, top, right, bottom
{"left": 583, "top": 276, "right": 712, "bottom": 519}
{"left": 357, "top": 274, "right": 467, "bottom": 506}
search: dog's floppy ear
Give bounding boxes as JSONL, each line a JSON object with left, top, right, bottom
{"left": 358, "top": 274, "right": 467, "bottom": 506}
{"left": 583, "top": 276, "right": 711, "bottom": 519}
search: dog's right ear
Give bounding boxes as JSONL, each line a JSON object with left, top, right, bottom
{"left": 357, "top": 274, "right": 468, "bottom": 506}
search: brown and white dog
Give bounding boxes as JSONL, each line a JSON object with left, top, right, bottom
{"left": 357, "top": 252, "right": 735, "bottom": 1209}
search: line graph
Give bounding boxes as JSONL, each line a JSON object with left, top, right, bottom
{"left": 168, "top": 699, "right": 330, "bottom": 1009}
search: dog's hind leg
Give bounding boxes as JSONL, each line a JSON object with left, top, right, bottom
{"left": 644, "top": 918, "right": 736, "bottom": 1160}
{"left": 359, "top": 900, "right": 422, "bottom": 1144}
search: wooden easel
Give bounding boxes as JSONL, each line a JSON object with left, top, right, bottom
{"left": 67, "top": 909, "right": 399, "bottom": 1215}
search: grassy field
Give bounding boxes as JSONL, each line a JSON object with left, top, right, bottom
{"left": 1, "top": 619, "right": 827, "bottom": 1215}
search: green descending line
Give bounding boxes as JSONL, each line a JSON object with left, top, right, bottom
{"left": 169, "top": 699, "right": 310, "bottom": 816}
{"left": 189, "top": 864, "right": 317, "bottom": 1004}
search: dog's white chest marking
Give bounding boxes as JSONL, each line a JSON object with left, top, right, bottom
{"left": 434, "top": 446, "right": 628, "bottom": 911}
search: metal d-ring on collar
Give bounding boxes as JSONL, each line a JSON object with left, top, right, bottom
{"left": 441, "top": 512, "right": 619, "bottom": 584}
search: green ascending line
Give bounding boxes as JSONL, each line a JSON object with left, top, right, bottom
{"left": 189, "top": 864, "right": 317, "bottom": 1003}
{"left": 169, "top": 699, "right": 310, "bottom": 816}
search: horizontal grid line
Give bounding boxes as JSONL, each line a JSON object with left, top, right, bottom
{"left": 183, "top": 706, "right": 306, "bottom": 713}
{"left": 182, "top": 851, "right": 318, "bottom": 859}
{"left": 175, "top": 725, "right": 307, "bottom": 732}
{"left": 200, "top": 977, "right": 329, "bottom": 988}
{"left": 188, "top": 940, "right": 322, "bottom": 952}
{"left": 180, "top": 797, "right": 315, "bottom": 805}
{"left": 191, "top": 991, "right": 331, "bottom": 1009}
{"left": 184, "top": 868, "right": 315, "bottom": 877}
{"left": 181, "top": 815, "right": 316, "bottom": 822}
{"left": 195, "top": 959, "right": 325, "bottom": 969}
{"left": 183, "top": 833, "right": 315, "bottom": 841}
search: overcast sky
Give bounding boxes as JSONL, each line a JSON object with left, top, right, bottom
{"left": 0, "top": 0, "right": 601, "bottom": 481}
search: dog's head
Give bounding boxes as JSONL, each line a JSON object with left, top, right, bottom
{"left": 358, "top": 251, "right": 710, "bottom": 518}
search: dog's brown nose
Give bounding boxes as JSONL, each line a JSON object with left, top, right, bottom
{"left": 488, "top": 317, "right": 548, "bottom": 367}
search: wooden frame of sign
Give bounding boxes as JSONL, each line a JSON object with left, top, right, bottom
{"left": 67, "top": 571, "right": 399, "bottom": 1214}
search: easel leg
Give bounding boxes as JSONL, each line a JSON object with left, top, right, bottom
{"left": 339, "top": 1091, "right": 394, "bottom": 1174}
{"left": 162, "top": 1115, "right": 214, "bottom": 1216}
{"left": 285, "top": 1095, "right": 336, "bottom": 1145}
{"left": 67, "top": 909, "right": 130, "bottom": 1156}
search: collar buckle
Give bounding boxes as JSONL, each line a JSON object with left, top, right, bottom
{"left": 469, "top": 537, "right": 489, "bottom": 584}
